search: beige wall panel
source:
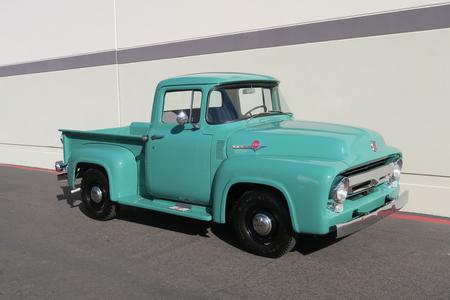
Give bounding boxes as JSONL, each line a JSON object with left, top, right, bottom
{"left": 401, "top": 174, "right": 450, "bottom": 217}
{"left": 0, "top": 145, "right": 62, "bottom": 169}
{"left": 0, "top": 0, "right": 115, "bottom": 65}
{"left": 115, "top": 0, "right": 446, "bottom": 48}
{"left": 0, "top": 65, "right": 120, "bottom": 150}
{"left": 118, "top": 28, "right": 450, "bottom": 177}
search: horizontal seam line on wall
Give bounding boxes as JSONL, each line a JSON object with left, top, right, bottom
{"left": 403, "top": 172, "right": 450, "bottom": 179}
{"left": 0, "top": 142, "right": 62, "bottom": 149}
{"left": 1, "top": 4, "right": 450, "bottom": 77}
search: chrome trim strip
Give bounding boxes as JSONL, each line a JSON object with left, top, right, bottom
{"left": 70, "top": 187, "right": 81, "bottom": 194}
{"left": 336, "top": 191, "right": 409, "bottom": 238}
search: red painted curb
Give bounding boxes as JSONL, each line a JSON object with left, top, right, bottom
{"left": 0, "top": 163, "right": 57, "bottom": 174}
{"left": 390, "top": 212, "right": 450, "bottom": 225}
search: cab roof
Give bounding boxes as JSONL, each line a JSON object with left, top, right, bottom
{"left": 158, "top": 72, "right": 278, "bottom": 87}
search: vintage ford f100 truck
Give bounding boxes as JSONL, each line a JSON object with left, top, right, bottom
{"left": 56, "top": 73, "right": 408, "bottom": 257}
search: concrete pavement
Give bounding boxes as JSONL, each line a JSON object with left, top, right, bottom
{"left": 0, "top": 166, "right": 449, "bottom": 299}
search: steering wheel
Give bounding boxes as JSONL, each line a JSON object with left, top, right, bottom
{"left": 244, "top": 105, "right": 268, "bottom": 117}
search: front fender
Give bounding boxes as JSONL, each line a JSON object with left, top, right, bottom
{"left": 67, "top": 144, "right": 138, "bottom": 201}
{"left": 212, "top": 155, "right": 346, "bottom": 233}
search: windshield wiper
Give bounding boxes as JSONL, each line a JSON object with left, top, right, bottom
{"left": 268, "top": 110, "right": 293, "bottom": 115}
{"left": 246, "top": 110, "right": 293, "bottom": 121}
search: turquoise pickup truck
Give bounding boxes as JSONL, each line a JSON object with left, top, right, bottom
{"left": 56, "top": 72, "right": 407, "bottom": 257}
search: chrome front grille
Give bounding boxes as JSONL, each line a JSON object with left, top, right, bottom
{"left": 347, "top": 163, "right": 395, "bottom": 196}
{"left": 343, "top": 156, "right": 397, "bottom": 197}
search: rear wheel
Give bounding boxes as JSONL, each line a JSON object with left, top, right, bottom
{"left": 81, "top": 168, "right": 116, "bottom": 220}
{"left": 232, "top": 189, "right": 296, "bottom": 258}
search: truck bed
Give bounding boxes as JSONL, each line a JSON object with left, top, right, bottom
{"left": 60, "top": 122, "right": 149, "bottom": 160}
{"left": 61, "top": 121, "right": 149, "bottom": 139}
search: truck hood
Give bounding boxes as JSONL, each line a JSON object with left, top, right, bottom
{"left": 227, "top": 119, "right": 398, "bottom": 167}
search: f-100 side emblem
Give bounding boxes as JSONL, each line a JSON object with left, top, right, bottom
{"left": 232, "top": 140, "right": 265, "bottom": 151}
{"left": 370, "top": 141, "right": 378, "bottom": 152}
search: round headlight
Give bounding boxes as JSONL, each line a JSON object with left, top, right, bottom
{"left": 333, "top": 177, "right": 349, "bottom": 203}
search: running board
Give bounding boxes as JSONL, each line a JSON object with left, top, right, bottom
{"left": 117, "top": 196, "right": 212, "bottom": 221}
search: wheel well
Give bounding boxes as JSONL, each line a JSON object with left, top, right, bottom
{"left": 76, "top": 163, "right": 108, "bottom": 180}
{"left": 225, "top": 183, "right": 289, "bottom": 223}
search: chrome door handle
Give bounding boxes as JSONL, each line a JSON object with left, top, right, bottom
{"left": 150, "top": 134, "right": 165, "bottom": 140}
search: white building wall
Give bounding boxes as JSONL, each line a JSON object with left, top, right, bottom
{"left": 0, "top": 65, "right": 120, "bottom": 147}
{"left": 115, "top": 0, "right": 445, "bottom": 48}
{"left": 0, "top": 0, "right": 116, "bottom": 65}
{"left": 0, "top": 1, "right": 449, "bottom": 217}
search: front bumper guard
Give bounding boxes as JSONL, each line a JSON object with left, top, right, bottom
{"left": 335, "top": 191, "right": 409, "bottom": 238}
{"left": 55, "top": 161, "right": 67, "bottom": 172}
{"left": 55, "top": 161, "right": 68, "bottom": 181}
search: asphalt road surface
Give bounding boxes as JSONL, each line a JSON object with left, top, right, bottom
{"left": 1, "top": 166, "right": 449, "bottom": 299}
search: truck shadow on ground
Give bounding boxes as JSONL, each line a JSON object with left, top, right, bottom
{"left": 57, "top": 185, "right": 340, "bottom": 256}
{"left": 56, "top": 185, "right": 81, "bottom": 208}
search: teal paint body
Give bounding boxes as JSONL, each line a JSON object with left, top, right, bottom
{"left": 59, "top": 73, "right": 402, "bottom": 235}
{"left": 145, "top": 85, "right": 213, "bottom": 204}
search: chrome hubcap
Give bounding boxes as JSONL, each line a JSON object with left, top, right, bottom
{"left": 90, "top": 186, "right": 103, "bottom": 204}
{"left": 252, "top": 213, "right": 273, "bottom": 236}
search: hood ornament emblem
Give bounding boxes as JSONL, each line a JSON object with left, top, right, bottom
{"left": 232, "top": 140, "right": 265, "bottom": 151}
{"left": 370, "top": 140, "right": 378, "bottom": 152}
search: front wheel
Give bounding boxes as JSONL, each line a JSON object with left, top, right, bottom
{"left": 232, "top": 189, "right": 296, "bottom": 258}
{"left": 81, "top": 168, "right": 116, "bottom": 220}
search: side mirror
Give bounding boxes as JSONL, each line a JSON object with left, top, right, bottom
{"left": 176, "top": 111, "right": 188, "bottom": 126}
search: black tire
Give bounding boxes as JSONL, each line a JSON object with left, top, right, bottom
{"left": 81, "top": 168, "right": 116, "bottom": 220}
{"left": 233, "top": 189, "right": 296, "bottom": 258}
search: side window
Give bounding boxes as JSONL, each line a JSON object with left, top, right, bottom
{"left": 162, "top": 90, "right": 202, "bottom": 123}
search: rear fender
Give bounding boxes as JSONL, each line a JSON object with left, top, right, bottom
{"left": 67, "top": 144, "right": 138, "bottom": 201}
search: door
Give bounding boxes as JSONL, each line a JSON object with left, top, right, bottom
{"left": 145, "top": 87, "right": 212, "bottom": 205}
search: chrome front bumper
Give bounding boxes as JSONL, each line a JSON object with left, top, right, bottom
{"left": 335, "top": 191, "right": 409, "bottom": 238}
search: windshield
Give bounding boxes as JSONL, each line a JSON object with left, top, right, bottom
{"left": 206, "top": 83, "right": 292, "bottom": 124}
